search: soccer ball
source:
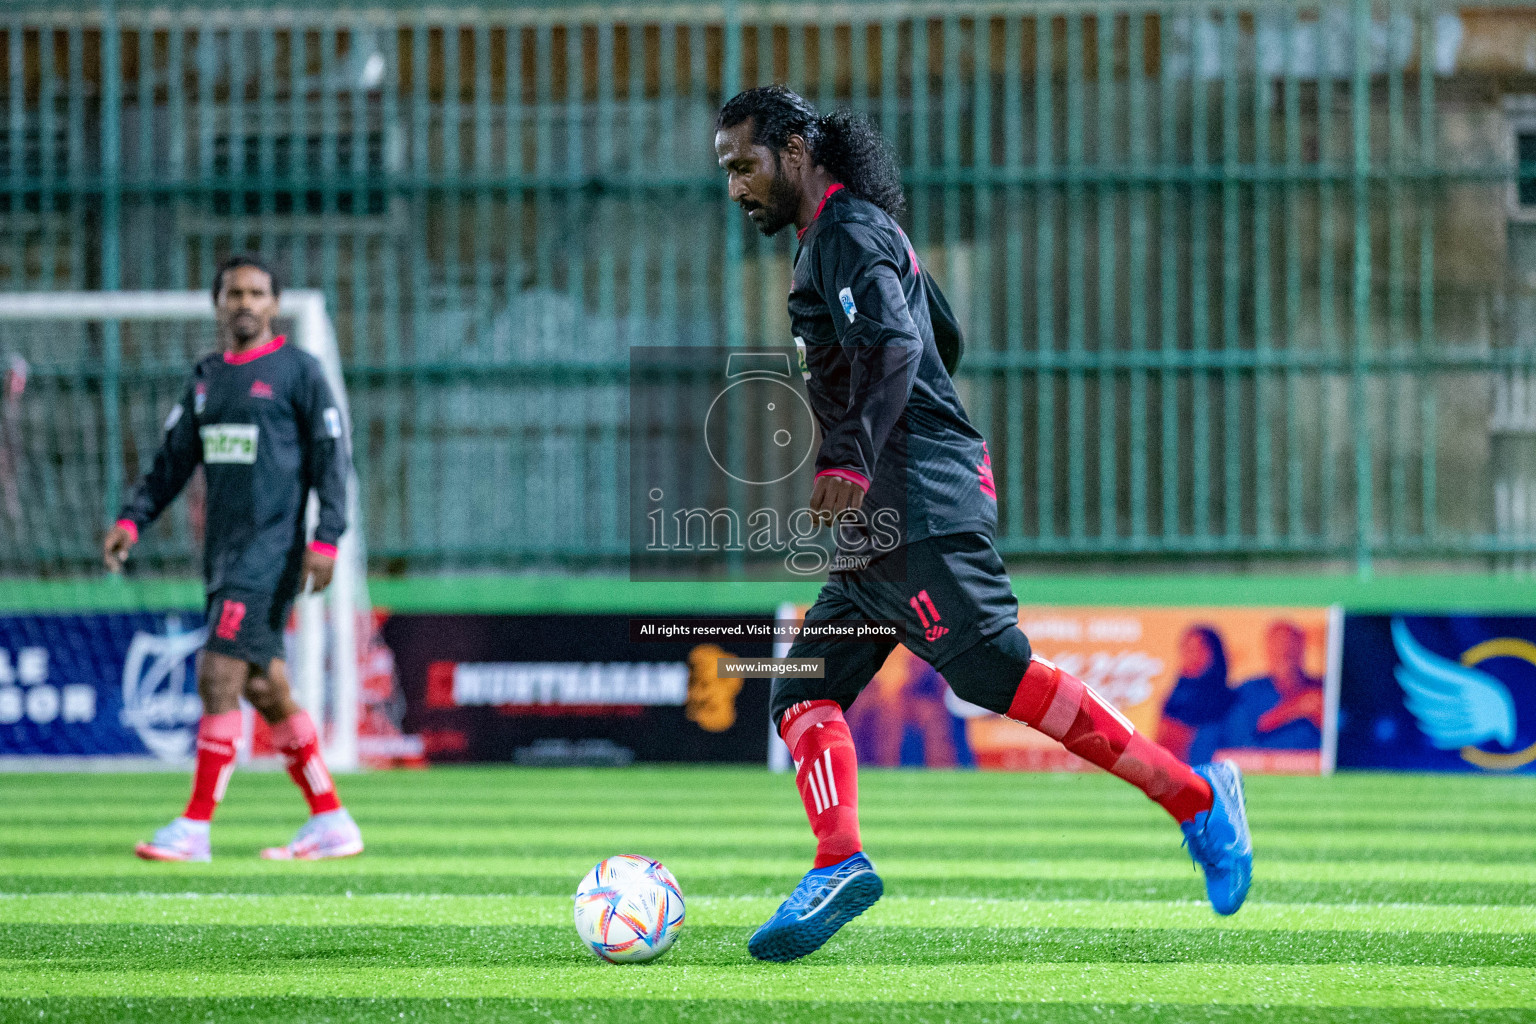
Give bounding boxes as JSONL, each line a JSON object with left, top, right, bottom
{"left": 573, "top": 854, "right": 685, "bottom": 963}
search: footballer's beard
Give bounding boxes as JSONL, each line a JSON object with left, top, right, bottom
{"left": 742, "top": 172, "right": 801, "bottom": 237}
{"left": 228, "top": 311, "right": 264, "bottom": 344}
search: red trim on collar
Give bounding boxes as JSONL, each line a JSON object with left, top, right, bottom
{"left": 223, "top": 335, "right": 286, "bottom": 365}
{"left": 796, "top": 183, "right": 845, "bottom": 241}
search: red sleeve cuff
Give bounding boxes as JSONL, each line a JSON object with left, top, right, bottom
{"left": 308, "top": 541, "right": 338, "bottom": 559}
{"left": 814, "top": 467, "right": 870, "bottom": 492}
{"left": 115, "top": 519, "right": 139, "bottom": 543}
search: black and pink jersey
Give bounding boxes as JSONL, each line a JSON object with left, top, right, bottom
{"left": 789, "top": 184, "right": 996, "bottom": 549}
{"left": 116, "top": 335, "right": 349, "bottom": 598}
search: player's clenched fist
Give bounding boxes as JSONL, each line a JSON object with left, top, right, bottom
{"left": 103, "top": 523, "right": 136, "bottom": 573}
{"left": 302, "top": 546, "right": 336, "bottom": 593}
{"left": 809, "top": 474, "right": 866, "bottom": 526}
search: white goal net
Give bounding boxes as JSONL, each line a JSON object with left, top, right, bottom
{"left": 0, "top": 290, "right": 362, "bottom": 770}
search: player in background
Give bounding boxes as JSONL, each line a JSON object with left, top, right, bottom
{"left": 715, "top": 87, "right": 1252, "bottom": 962}
{"left": 104, "top": 254, "right": 363, "bottom": 862}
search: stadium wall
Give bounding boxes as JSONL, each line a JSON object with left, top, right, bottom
{"left": 3, "top": 3, "right": 1535, "bottom": 575}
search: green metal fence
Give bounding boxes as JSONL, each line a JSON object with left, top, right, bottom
{"left": 0, "top": 1, "right": 1529, "bottom": 575}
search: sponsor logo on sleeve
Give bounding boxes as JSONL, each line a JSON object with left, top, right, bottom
{"left": 194, "top": 383, "right": 207, "bottom": 414}
{"left": 163, "top": 404, "right": 183, "bottom": 433}
{"left": 200, "top": 423, "right": 259, "bottom": 464}
{"left": 793, "top": 337, "right": 810, "bottom": 381}
{"left": 837, "top": 287, "right": 857, "bottom": 324}
{"left": 323, "top": 407, "right": 343, "bottom": 438}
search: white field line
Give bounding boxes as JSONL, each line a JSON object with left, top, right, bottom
{"left": 4, "top": 855, "right": 1534, "bottom": 884}
{"left": 3, "top": 963, "right": 1535, "bottom": 1008}
{"left": 3, "top": 893, "right": 1534, "bottom": 934}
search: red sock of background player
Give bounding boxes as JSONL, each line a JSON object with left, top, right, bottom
{"left": 271, "top": 710, "right": 342, "bottom": 815}
{"left": 1007, "top": 658, "right": 1214, "bottom": 823}
{"left": 184, "top": 710, "right": 241, "bottom": 821}
{"left": 779, "top": 700, "right": 862, "bottom": 868}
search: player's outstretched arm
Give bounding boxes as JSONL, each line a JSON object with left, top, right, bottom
{"left": 107, "top": 379, "right": 204, "bottom": 572}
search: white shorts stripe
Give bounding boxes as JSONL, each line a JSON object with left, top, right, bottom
{"left": 821, "top": 748, "right": 839, "bottom": 807}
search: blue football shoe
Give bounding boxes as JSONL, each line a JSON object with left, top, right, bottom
{"left": 748, "top": 852, "right": 884, "bottom": 962}
{"left": 1182, "top": 760, "right": 1253, "bottom": 915}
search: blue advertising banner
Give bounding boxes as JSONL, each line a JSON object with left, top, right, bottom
{"left": 0, "top": 611, "right": 205, "bottom": 761}
{"left": 1339, "top": 614, "right": 1536, "bottom": 773}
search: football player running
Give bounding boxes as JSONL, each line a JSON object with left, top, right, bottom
{"left": 714, "top": 87, "right": 1252, "bottom": 962}
{"left": 105, "top": 254, "right": 362, "bottom": 862}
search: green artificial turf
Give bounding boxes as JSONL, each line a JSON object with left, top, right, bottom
{"left": 1, "top": 768, "right": 1532, "bottom": 1023}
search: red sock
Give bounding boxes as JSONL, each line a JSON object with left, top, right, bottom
{"left": 1007, "top": 657, "right": 1213, "bottom": 823}
{"left": 184, "top": 710, "right": 241, "bottom": 821}
{"left": 271, "top": 710, "right": 341, "bottom": 815}
{"left": 780, "top": 700, "right": 862, "bottom": 868}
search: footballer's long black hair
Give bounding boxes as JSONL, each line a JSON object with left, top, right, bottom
{"left": 717, "top": 85, "right": 905, "bottom": 217}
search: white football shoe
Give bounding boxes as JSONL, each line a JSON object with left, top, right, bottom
{"left": 134, "top": 817, "right": 212, "bottom": 863}
{"left": 260, "top": 808, "right": 364, "bottom": 861}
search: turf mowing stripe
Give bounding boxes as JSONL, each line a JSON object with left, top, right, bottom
{"left": 2, "top": 963, "right": 1533, "bottom": 1007}
{"left": 14, "top": 790, "right": 1535, "bottom": 820}
{"left": 12, "top": 787, "right": 1534, "bottom": 810}
{"left": 14, "top": 822, "right": 1535, "bottom": 853}
{"left": 7, "top": 769, "right": 1531, "bottom": 814}
{"left": 6, "top": 997, "right": 1536, "bottom": 1024}
{"left": 4, "top": 922, "right": 1534, "bottom": 969}
{"left": 8, "top": 875, "right": 1533, "bottom": 904}
{"left": 3, "top": 894, "right": 1532, "bottom": 934}
{"left": 16, "top": 804, "right": 1536, "bottom": 830}
{"left": 15, "top": 842, "right": 1529, "bottom": 867}
{"left": 5, "top": 855, "right": 1533, "bottom": 884}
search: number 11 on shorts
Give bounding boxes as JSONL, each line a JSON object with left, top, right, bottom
{"left": 215, "top": 599, "right": 247, "bottom": 641}
{"left": 910, "top": 590, "right": 947, "bottom": 643}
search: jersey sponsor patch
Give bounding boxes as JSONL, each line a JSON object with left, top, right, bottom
{"left": 837, "top": 287, "right": 857, "bottom": 323}
{"left": 323, "top": 407, "right": 343, "bottom": 438}
{"left": 163, "top": 404, "right": 183, "bottom": 433}
{"left": 200, "top": 423, "right": 258, "bottom": 464}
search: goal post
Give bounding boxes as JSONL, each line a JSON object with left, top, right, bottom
{"left": 0, "top": 289, "right": 363, "bottom": 770}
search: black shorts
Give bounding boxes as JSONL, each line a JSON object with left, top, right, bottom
{"left": 770, "top": 531, "right": 1019, "bottom": 725}
{"left": 204, "top": 587, "right": 293, "bottom": 667}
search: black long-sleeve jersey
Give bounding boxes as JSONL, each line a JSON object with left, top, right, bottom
{"left": 790, "top": 184, "right": 996, "bottom": 551}
{"left": 116, "top": 335, "right": 349, "bottom": 597}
